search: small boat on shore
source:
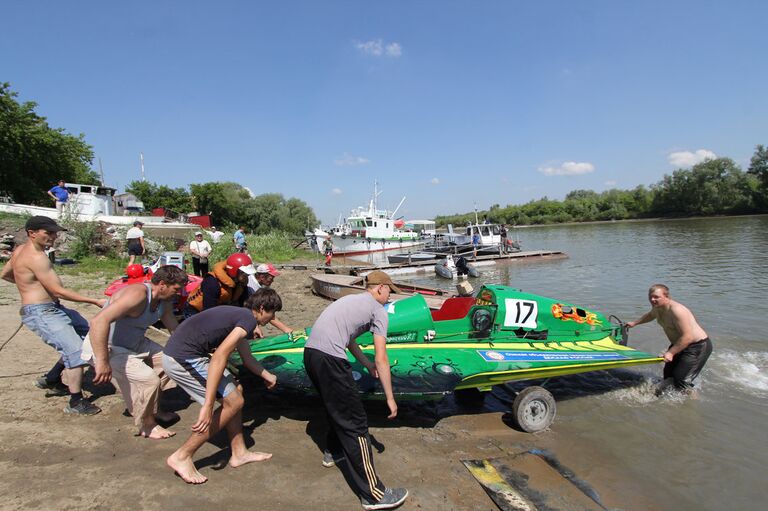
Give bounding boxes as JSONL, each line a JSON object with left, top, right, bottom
{"left": 309, "top": 273, "right": 454, "bottom": 309}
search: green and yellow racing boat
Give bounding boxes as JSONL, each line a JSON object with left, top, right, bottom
{"left": 231, "top": 285, "right": 661, "bottom": 431}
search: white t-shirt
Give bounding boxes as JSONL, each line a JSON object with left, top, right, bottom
{"left": 126, "top": 227, "right": 144, "bottom": 240}
{"left": 189, "top": 239, "right": 212, "bottom": 258}
{"left": 210, "top": 231, "right": 224, "bottom": 244}
{"left": 247, "top": 275, "right": 262, "bottom": 295}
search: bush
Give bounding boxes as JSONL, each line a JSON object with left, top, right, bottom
{"left": 202, "top": 230, "right": 300, "bottom": 267}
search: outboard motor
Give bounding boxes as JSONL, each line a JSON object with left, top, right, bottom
{"left": 455, "top": 256, "right": 470, "bottom": 276}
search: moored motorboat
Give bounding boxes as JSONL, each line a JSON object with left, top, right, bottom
{"left": 435, "top": 255, "right": 480, "bottom": 279}
{"left": 231, "top": 284, "right": 660, "bottom": 431}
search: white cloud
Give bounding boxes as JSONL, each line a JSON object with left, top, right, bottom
{"left": 385, "top": 43, "right": 402, "bottom": 57}
{"left": 538, "top": 161, "right": 595, "bottom": 176}
{"left": 430, "top": 177, "right": 440, "bottom": 185}
{"left": 243, "top": 186, "right": 256, "bottom": 198}
{"left": 667, "top": 149, "right": 717, "bottom": 168}
{"left": 604, "top": 180, "right": 617, "bottom": 187}
{"left": 334, "top": 152, "right": 370, "bottom": 166}
{"left": 355, "top": 39, "right": 402, "bottom": 58}
{"left": 331, "top": 188, "right": 342, "bottom": 195}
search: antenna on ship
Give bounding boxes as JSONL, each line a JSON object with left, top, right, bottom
{"left": 391, "top": 196, "right": 406, "bottom": 219}
{"left": 140, "top": 152, "right": 146, "bottom": 182}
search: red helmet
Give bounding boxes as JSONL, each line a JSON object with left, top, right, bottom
{"left": 225, "top": 253, "right": 253, "bottom": 278}
{"left": 126, "top": 264, "right": 145, "bottom": 279}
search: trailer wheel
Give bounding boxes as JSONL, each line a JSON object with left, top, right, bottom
{"left": 512, "top": 386, "right": 556, "bottom": 433}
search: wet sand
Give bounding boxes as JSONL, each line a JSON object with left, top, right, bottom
{"left": 0, "top": 265, "right": 662, "bottom": 510}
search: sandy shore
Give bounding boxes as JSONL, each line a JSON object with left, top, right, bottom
{"left": 0, "top": 264, "right": 660, "bottom": 510}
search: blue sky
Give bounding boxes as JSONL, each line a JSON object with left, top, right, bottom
{"left": 2, "top": 1, "right": 766, "bottom": 224}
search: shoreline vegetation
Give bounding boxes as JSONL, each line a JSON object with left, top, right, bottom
{"left": 435, "top": 145, "right": 768, "bottom": 229}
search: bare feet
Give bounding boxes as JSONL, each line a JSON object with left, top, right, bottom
{"left": 155, "top": 411, "right": 180, "bottom": 423}
{"left": 229, "top": 450, "right": 273, "bottom": 468}
{"left": 139, "top": 424, "right": 176, "bottom": 440}
{"left": 167, "top": 452, "right": 208, "bottom": 484}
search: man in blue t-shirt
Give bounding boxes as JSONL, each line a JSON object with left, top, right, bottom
{"left": 162, "top": 288, "right": 282, "bottom": 484}
{"left": 233, "top": 226, "right": 247, "bottom": 253}
{"left": 47, "top": 180, "right": 69, "bottom": 213}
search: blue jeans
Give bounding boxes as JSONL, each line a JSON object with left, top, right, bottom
{"left": 21, "top": 302, "right": 90, "bottom": 369}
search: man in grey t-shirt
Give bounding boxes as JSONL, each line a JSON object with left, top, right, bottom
{"left": 304, "top": 270, "right": 408, "bottom": 510}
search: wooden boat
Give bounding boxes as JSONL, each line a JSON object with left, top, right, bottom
{"left": 309, "top": 273, "right": 454, "bottom": 309}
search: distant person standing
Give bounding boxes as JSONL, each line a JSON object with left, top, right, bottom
{"left": 322, "top": 235, "right": 333, "bottom": 266}
{"left": 126, "top": 221, "right": 145, "bottom": 265}
{"left": 189, "top": 232, "right": 212, "bottom": 277}
{"left": 233, "top": 226, "right": 247, "bottom": 253}
{"left": 210, "top": 226, "right": 224, "bottom": 244}
{"left": 499, "top": 224, "right": 508, "bottom": 254}
{"left": 47, "top": 180, "right": 69, "bottom": 214}
{"left": 471, "top": 232, "right": 480, "bottom": 259}
{"left": 627, "top": 284, "right": 713, "bottom": 393}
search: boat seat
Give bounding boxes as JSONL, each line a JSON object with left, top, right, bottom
{"left": 431, "top": 297, "right": 476, "bottom": 321}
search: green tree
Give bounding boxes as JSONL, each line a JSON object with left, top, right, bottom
{"left": 0, "top": 82, "right": 98, "bottom": 204}
{"left": 190, "top": 182, "right": 317, "bottom": 235}
{"left": 747, "top": 144, "right": 768, "bottom": 209}
{"left": 125, "top": 180, "right": 192, "bottom": 213}
{"left": 651, "top": 158, "right": 752, "bottom": 215}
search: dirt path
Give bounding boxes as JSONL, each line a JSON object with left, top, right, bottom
{"left": 0, "top": 266, "right": 659, "bottom": 510}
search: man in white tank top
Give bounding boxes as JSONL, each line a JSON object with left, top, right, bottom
{"left": 83, "top": 266, "right": 189, "bottom": 439}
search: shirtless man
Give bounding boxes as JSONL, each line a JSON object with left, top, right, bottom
{"left": 82, "top": 265, "right": 188, "bottom": 439}
{"left": 627, "top": 284, "right": 713, "bottom": 392}
{"left": 1, "top": 216, "right": 105, "bottom": 414}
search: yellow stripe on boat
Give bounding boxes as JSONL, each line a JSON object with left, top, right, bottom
{"left": 454, "top": 357, "right": 663, "bottom": 390}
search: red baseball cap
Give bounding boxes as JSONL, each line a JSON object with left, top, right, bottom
{"left": 256, "top": 263, "right": 281, "bottom": 276}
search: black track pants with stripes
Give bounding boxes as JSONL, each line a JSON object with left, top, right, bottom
{"left": 304, "top": 347, "right": 387, "bottom": 502}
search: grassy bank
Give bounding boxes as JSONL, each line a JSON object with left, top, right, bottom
{"left": 1, "top": 210, "right": 309, "bottom": 275}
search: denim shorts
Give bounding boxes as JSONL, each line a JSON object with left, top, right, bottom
{"left": 161, "top": 354, "right": 237, "bottom": 405}
{"left": 21, "top": 302, "right": 90, "bottom": 369}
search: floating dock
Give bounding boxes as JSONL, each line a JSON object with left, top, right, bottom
{"left": 317, "top": 250, "right": 567, "bottom": 276}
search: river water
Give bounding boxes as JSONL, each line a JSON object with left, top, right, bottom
{"left": 358, "top": 215, "right": 768, "bottom": 510}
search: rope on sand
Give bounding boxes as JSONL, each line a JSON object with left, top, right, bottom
{"left": 0, "top": 322, "right": 23, "bottom": 353}
{"left": 0, "top": 322, "right": 48, "bottom": 378}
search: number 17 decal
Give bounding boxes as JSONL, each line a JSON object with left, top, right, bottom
{"left": 504, "top": 299, "right": 538, "bottom": 329}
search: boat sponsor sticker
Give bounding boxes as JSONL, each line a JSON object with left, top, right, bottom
{"left": 388, "top": 332, "right": 417, "bottom": 342}
{"left": 504, "top": 299, "right": 539, "bottom": 329}
{"left": 477, "top": 350, "right": 630, "bottom": 362}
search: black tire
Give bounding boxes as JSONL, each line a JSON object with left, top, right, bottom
{"left": 511, "top": 386, "right": 556, "bottom": 433}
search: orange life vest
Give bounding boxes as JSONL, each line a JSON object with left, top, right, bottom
{"left": 186, "top": 261, "right": 245, "bottom": 311}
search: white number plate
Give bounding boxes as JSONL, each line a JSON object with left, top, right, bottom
{"left": 504, "top": 299, "right": 538, "bottom": 329}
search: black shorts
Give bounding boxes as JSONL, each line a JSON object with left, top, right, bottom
{"left": 127, "top": 240, "right": 143, "bottom": 256}
{"left": 664, "top": 338, "right": 713, "bottom": 390}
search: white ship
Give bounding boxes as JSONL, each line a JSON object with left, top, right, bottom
{"left": 307, "top": 182, "right": 424, "bottom": 256}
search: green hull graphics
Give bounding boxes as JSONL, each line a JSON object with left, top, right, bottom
{"left": 231, "top": 285, "right": 661, "bottom": 398}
